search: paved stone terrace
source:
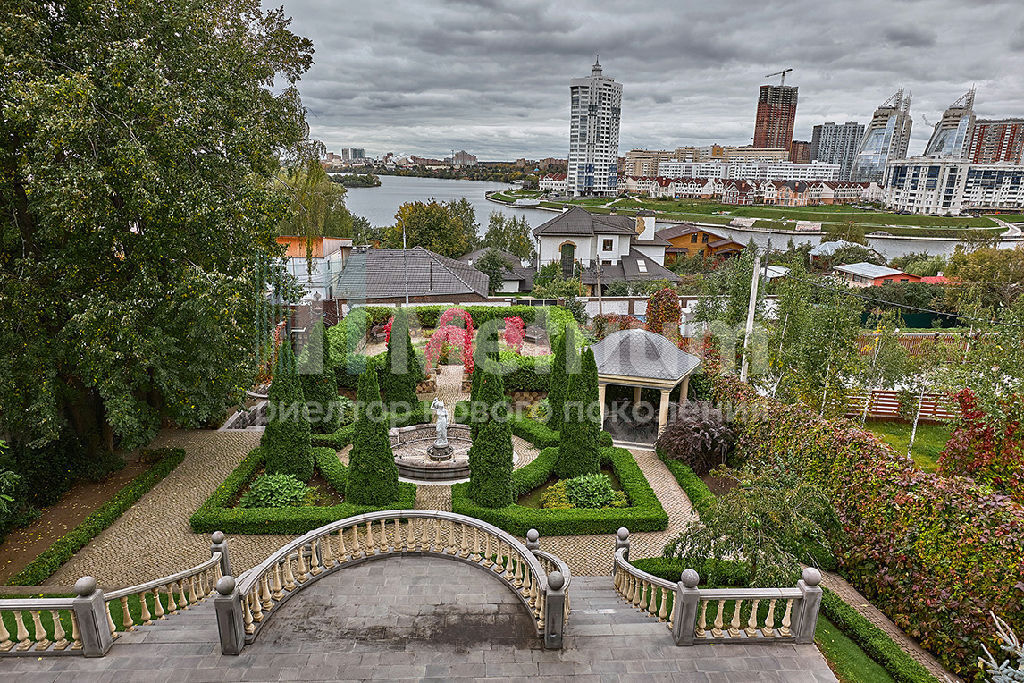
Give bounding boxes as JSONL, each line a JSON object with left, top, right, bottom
{"left": 1, "top": 556, "right": 838, "bottom": 682}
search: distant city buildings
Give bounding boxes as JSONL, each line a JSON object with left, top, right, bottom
{"left": 967, "top": 118, "right": 1024, "bottom": 164}
{"left": 753, "top": 83, "right": 799, "bottom": 151}
{"left": 851, "top": 89, "right": 913, "bottom": 182}
{"left": 656, "top": 159, "right": 840, "bottom": 182}
{"left": 789, "top": 140, "right": 812, "bottom": 164}
{"left": 810, "top": 121, "right": 865, "bottom": 181}
{"left": 923, "top": 89, "right": 976, "bottom": 158}
{"left": 883, "top": 158, "right": 1024, "bottom": 215}
{"left": 617, "top": 175, "right": 872, "bottom": 206}
{"left": 340, "top": 148, "right": 366, "bottom": 160}
{"left": 567, "top": 59, "right": 622, "bottom": 197}
{"left": 624, "top": 146, "right": 789, "bottom": 176}
{"left": 538, "top": 173, "right": 568, "bottom": 193}
{"left": 444, "top": 150, "right": 478, "bottom": 167}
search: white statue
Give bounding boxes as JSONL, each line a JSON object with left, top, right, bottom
{"left": 431, "top": 397, "right": 449, "bottom": 447}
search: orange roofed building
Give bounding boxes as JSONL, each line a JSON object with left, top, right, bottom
{"left": 655, "top": 223, "right": 745, "bottom": 263}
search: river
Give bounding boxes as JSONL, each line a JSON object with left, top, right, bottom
{"left": 343, "top": 174, "right": 1016, "bottom": 259}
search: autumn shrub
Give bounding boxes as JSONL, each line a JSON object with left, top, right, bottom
{"left": 939, "top": 387, "right": 1024, "bottom": 501}
{"left": 655, "top": 401, "right": 735, "bottom": 476}
{"left": 503, "top": 316, "right": 525, "bottom": 353}
{"left": 591, "top": 313, "right": 642, "bottom": 341}
{"left": 716, "top": 374, "right": 1024, "bottom": 679}
{"left": 644, "top": 287, "right": 682, "bottom": 339}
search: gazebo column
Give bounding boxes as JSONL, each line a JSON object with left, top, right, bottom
{"left": 658, "top": 389, "right": 671, "bottom": 435}
{"left": 598, "top": 383, "right": 607, "bottom": 425}
{"left": 633, "top": 386, "right": 642, "bottom": 405}
{"left": 680, "top": 376, "right": 690, "bottom": 406}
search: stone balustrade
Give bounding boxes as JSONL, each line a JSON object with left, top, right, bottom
{"left": 0, "top": 533, "right": 231, "bottom": 657}
{"left": 612, "top": 528, "right": 822, "bottom": 646}
{"left": 215, "top": 511, "right": 571, "bottom": 654}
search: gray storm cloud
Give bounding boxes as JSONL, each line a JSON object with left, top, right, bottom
{"left": 271, "top": 0, "right": 1024, "bottom": 160}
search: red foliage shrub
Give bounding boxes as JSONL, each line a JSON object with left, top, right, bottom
{"left": 503, "top": 316, "right": 525, "bottom": 353}
{"left": 939, "top": 388, "right": 1024, "bottom": 501}
{"left": 644, "top": 288, "right": 681, "bottom": 339}
{"left": 591, "top": 313, "right": 642, "bottom": 341}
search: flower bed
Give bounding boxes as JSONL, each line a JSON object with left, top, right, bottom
{"left": 189, "top": 447, "right": 416, "bottom": 535}
{"left": 713, "top": 374, "right": 1024, "bottom": 679}
{"left": 451, "top": 446, "right": 667, "bottom": 536}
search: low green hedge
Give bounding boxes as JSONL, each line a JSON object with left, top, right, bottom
{"left": 453, "top": 407, "right": 611, "bottom": 450}
{"left": 310, "top": 401, "right": 430, "bottom": 449}
{"left": 631, "top": 556, "right": 752, "bottom": 588}
{"left": 820, "top": 589, "right": 941, "bottom": 683}
{"left": 451, "top": 446, "right": 667, "bottom": 536}
{"left": 656, "top": 450, "right": 715, "bottom": 516}
{"left": 8, "top": 448, "right": 186, "bottom": 586}
{"left": 189, "top": 447, "right": 416, "bottom": 535}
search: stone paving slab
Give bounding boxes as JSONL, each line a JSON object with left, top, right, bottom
{"left": 0, "top": 556, "right": 836, "bottom": 681}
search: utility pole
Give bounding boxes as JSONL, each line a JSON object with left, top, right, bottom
{"left": 403, "top": 223, "right": 409, "bottom": 306}
{"left": 740, "top": 252, "right": 762, "bottom": 383}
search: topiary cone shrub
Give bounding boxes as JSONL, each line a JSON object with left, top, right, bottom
{"left": 262, "top": 341, "right": 313, "bottom": 481}
{"left": 345, "top": 366, "right": 400, "bottom": 505}
{"left": 380, "top": 309, "right": 421, "bottom": 412}
{"left": 555, "top": 347, "right": 601, "bottom": 479}
{"left": 299, "top": 320, "right": 342, "bottom": 435}
{"left": 547, "top": 324, "right": 575, "bottom": 433}
{"left": 467, "top": 361, "right": 514, "bottom": 508}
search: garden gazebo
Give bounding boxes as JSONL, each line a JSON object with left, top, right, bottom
{"left": 592, "top": 328, "right": 701, "bottom": 442}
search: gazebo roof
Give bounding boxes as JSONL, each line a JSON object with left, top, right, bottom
{"left": 591, "top": 329, "right": 701, "bottom": 384}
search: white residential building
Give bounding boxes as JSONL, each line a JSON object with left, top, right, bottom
{"left": 538, "top": 173, "right": 567, "bottom": 193}
{"left": 567, "top": 59, "right": 622, "bottom": 197}
{"left": 883, "top": 158, "right": 1024, "bottom": 215}
{"left": 810, "top": 121, "right": 864, "bottom": 181}
{"left": 656, "top": 159, "right": 839, "bottom": 182}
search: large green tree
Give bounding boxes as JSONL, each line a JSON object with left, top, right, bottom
{"left": 346, "top": 367, "right": 400, "bottom": 505}
{"left": 546, "top": 325, "right": 575, "bottom": 432}
{"left": 384, "top": 199, "right": 479, "bottom": 257}
{"left": 483, "top": 212, "right": 534, "bottom": 260}
{"left": 0, "top": 0, "right": 312, "bottom": 463}
{"left": 555, "top": 347, "right": 601, "bottom": 479}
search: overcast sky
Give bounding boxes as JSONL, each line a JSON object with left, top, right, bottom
{"left": 272, "top": 0, "right": 1024, "bottom": 161}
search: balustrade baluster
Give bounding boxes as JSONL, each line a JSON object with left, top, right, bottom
{"left": 638, "top": 580, "right": 649, "bottom": 611}
{"left": 471, "top": 527, "right": 481, "bottom": 561}
{"left": 780, "top": 599, "right": 793, "bottom": 637}
{"left": 351, "top": 523, "right": 362, "bottom": 557}
{"left": 536, "top": 591, "right": 545, "bottom": 629}
{"left": 530, "top": 576, "right": 539, "bottom": 609}
{"left": 260, "top": 574, "right": 273, "bottom": 611}
{"left": 30, "top": 611, "right": 50, "bottom": 651}
{"left": 649, "top": 587, "right": 661, "bottom": 620}
{"left": 658, "top": 586, "right": 670, "bottom": 621}
{"left": 70, "top": 611, "right": 82, "bottom": 650}
{"left": 696, "top": 600, "right": 708, "bottom": 637}
{"left": 729, "top": 599, "right": 742, "bottom": 637}
{"left": 296, "top": 547, "right": 309, "bottom": 583}
{"left": 365, "top": 521, "right": 375, "bottom": 553}
{"left": 15, "top": 611, "right": 30, "bottom": 650}
{"left": 51, "top": 610, "right": 69, "bottom": 651}
{"left": 746, "top": 599, "right": 760, "bottom": 637}
{"left": 242, "top": 593, "right": 254, "bottom": 635}
{"left": 139, "top": 590, "right": 152, "bottom": 625}
{"left": 513, "top": 555, "right": 523, "bottom": 587}
{"left": 381, "top": 519, "right": 390, "bottom": 552}
{"left": 395, "top": 518, "right": 404, "bottom": 552}
{"left": 188, "top": 575, "right": 199, "bottom": 604}
{"left": 105, "top": 601, "right": 117, "bottom": 636}
{"left": 712, "top": 600, "right": 725, "bottom": 638}
{"left": 459, "top": 523, "right": 469, "bottom": 557}
{"left": 632, "top": 577, "right": 644, "bottom": 609}
{"left": 336, "top": 526, "right": 349, "bottom": 561}
{"left": 120, "top": 596, "right": 134, "bottom": 631}
{"left": 249, "top": 589, "right": 264, "bottom": 623}
{"left": 309, "top": 540, "right": 323, "bottom": 576}
{"left": 521, "top": 565, "right": 532, "bottom": 599}
{"left": 283, "top": 553, "right": 296, "bottom": 591}
{"left": 178, "top": 580, "right": 190, "bottom": 610}
{"left": 0, "top": 612, "right": 12, "bottom": 652}
{"left": 272, "top": 562, "right": 284, "bottom": 600}
{"left": 762, "top": 598, "right": 777, "bottom": 637}
{"left": 153, "top": 587, "right": 166, "bottom": 619}
{"left": 482, "top": 532, "right": 493, "bottom": 567}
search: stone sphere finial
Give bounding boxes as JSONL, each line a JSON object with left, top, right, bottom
{"left": 212, "top": 531, "right": 225, "bottom": 544}
{"left": 526, "top": 529, "right": 540, "bottom": 543}
{"left": 75, "top": 576, "right": 98, "bottom": 597}
{"left": 215, "top": 576, "right": 237, "bottom": 596}
{"left": 616, "top": 527, "right": 629, "bottom": 541}
{"left": 802, "top": 567, "right": 821, "bottom": 587}
{"left": 547, "top": 571, "right": 565, "bottom": 591}
{"left": 681, "top": 569, "right": 700, "bottom": 588}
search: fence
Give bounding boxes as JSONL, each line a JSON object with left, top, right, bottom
{"left": 843, "top": 389, "right": 956, "bottom": 423}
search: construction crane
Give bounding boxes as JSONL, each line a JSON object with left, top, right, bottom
{"left": 766, "top": 68, "right": 793, "bottom": 86}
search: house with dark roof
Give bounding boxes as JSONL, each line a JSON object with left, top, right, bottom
{"left": 532, "top": 207, "right": 678, "bottom": 295}
{"left": 330, "top": 246, "right": 489, "bottom": 303}
{"left": 457, "top": 248, "right": 535, "bottom": 293}
{"left": 655, "top": 223, "right": 745, "bottom": 263}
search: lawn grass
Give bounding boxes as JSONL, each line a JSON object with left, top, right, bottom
{"left": 864, "top": 420, "right": 951, "bottom": 472}
{"left": 816, "top": 616, "right": 897, "bottom": 683}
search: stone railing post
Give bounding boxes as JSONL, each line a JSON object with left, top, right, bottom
{"left": 72, "top": 577, "right": 113, "bottom": 657}
{"left": 543, "top": 571, "right": 566, "bottom": 650}
{"left": 614, "top": 527, "right": 630, "bottom": 573}
{"left": 525, "top": 528, "right": 540, "bottom": 552}
{"left": 211, "top": 531, "right": 233, "bottom": 577}
{"left": 214, "top": 576, "right": 245, "bottom": 655}
{"left": 794, "top": 568, "right": 823, "bottom": 644}
{"left": 671, "top": 569, "right": 701, "bottom": 646}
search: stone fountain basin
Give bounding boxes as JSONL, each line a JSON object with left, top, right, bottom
{"left": 389, "top": 423, "right": 518, "bottom": 482}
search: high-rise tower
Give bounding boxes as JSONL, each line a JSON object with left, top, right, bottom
{"left": 850, "top": 89, "right": 913, "bottom": 182}
{"left": 753, "top": 83, "right": 798, "bottom": 151}
{"left": 810, "top": 121, "right": 865, "bottom": 181}
{"left": 567, "top": 58, "right": 622, "bottom": 197}
{"left": 967, "top": 118, "right": 1024, "bottom": 164}
{"left": 924, "top": 88, "right": 976, "bottom": 158}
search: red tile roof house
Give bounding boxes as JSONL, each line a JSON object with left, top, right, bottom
{"left": 833, "top": 262, "right": 922, "bottom": 288}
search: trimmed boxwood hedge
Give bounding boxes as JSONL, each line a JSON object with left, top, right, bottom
{"left": 310, "top": 400, "right": 430, "bottom": 449}
{"left": 189, "top": 447, "right": 416, "bottom": 535}
{"left": 453, "top": 404, "right": 611, "bottom": 450}
{"left": 656, "top": 449, "right": 715, "bottom": 516}
{"left": 451, "top": 446, "right": 668, "bottom": 536}
{"left": 8, "top": 448, "right": 186, "bottom": 586}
